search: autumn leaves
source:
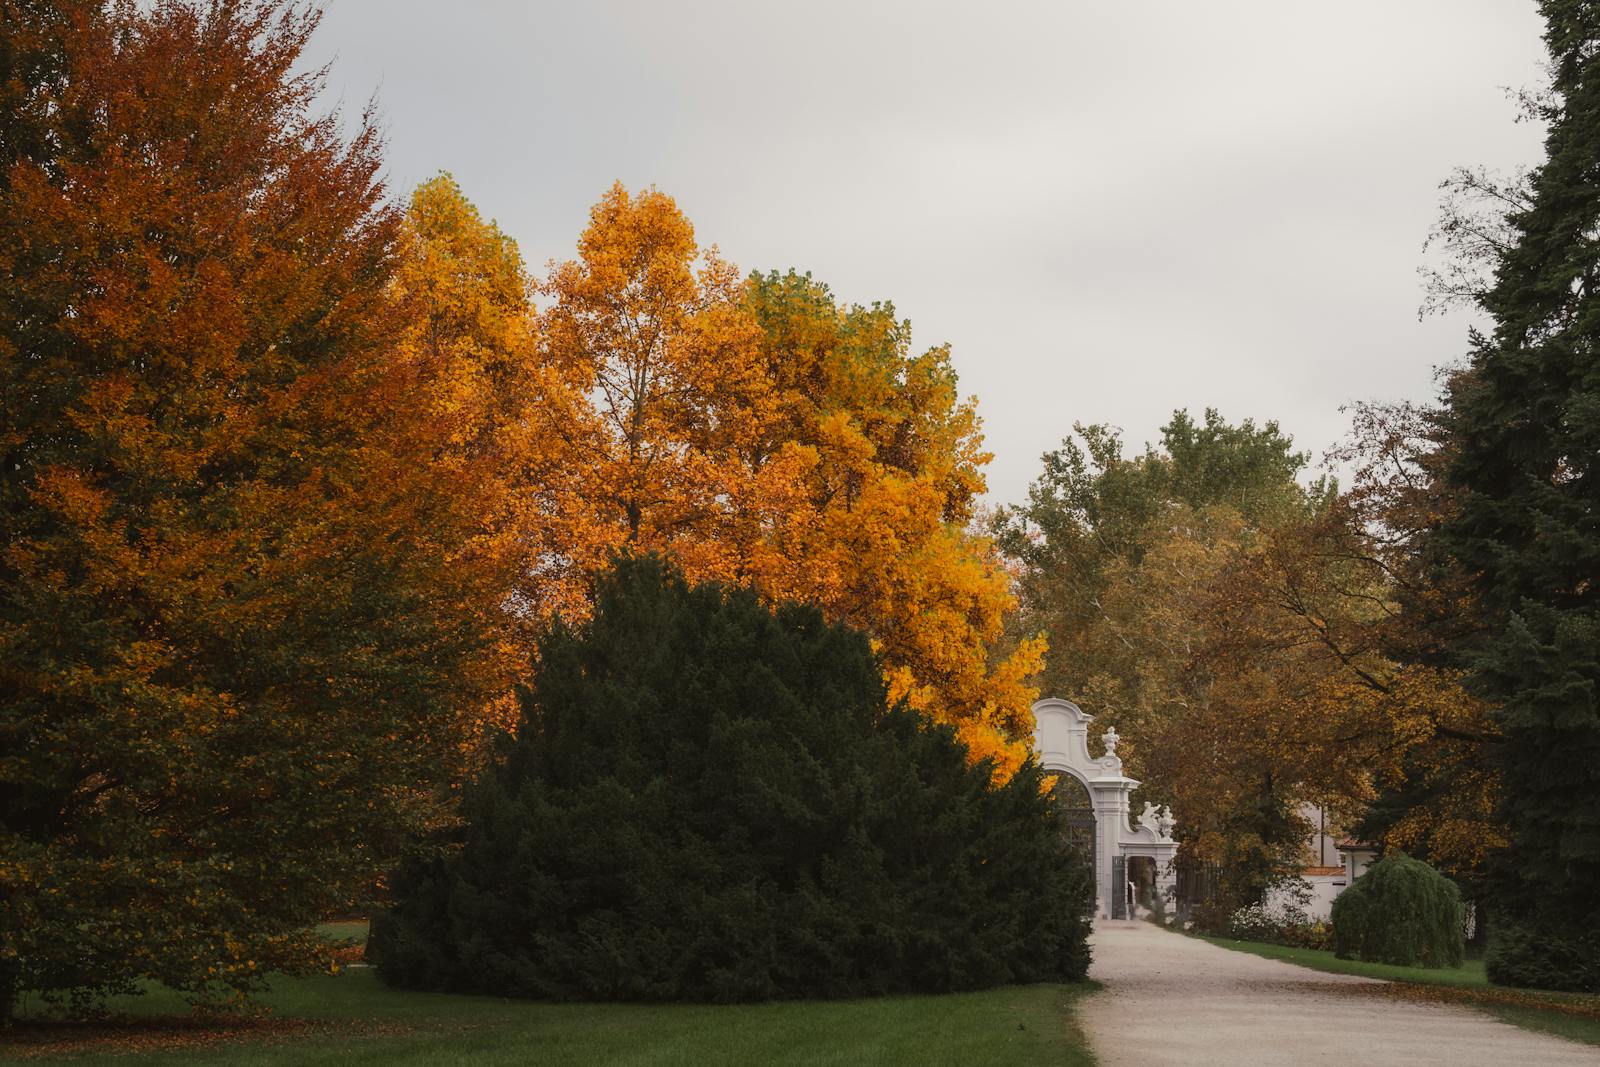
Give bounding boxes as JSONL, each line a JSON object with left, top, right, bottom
{"left": 0, "top": 1, "right": 1036, "bottom": 1018}
{"left": 407, "top": 178, "right": 1041, "bottom": 774}
{"left": 994, "top": 411, "right": 1499, "bottom": 911}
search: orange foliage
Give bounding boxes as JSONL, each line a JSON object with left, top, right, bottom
{"left": 0, "top": 0, "right": 526, "bottom": 1011}
{"left": 531, "top": 185, "right": 1040, "bottom": 772}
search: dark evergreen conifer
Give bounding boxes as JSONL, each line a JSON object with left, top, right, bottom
{"left": 1435, "top": 0, "right": 1600, "bottom": 990}
{"left": 370, "top": 556, "right": 1093, "bottom": 1001}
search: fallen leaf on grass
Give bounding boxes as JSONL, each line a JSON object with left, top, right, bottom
{"left": 1326, "top": 980, "right": 1600, "bottom": 1021}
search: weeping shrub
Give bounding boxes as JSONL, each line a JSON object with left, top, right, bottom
{"left": 369, "top": 556, "right": 1094, "bottom": 1001}
{"left": 1331, "top": 853, "right": 1464, "bottom": 968}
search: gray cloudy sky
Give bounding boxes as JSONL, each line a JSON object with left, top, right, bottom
{"left": 305, "top": 1, "right": 1549, "bottom": 506}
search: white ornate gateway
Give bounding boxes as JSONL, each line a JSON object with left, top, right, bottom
{"left": 1031, "top": 697, "right": 1177, "bottom": 919}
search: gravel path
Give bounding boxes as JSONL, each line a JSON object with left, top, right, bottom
{"left": 1079, "top": 920, "right": 1598, "bottom": 1066}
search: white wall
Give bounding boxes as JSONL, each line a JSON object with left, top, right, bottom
{"left": 1263, "top": 873, "right": 1346, "bottom": 921}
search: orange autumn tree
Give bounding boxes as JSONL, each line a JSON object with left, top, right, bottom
{"left": 389, "top": 174, "right": 590, "bottom": 743}
{"left": 1209, "top": 515, "right": 1502, "bottom": 884}
{"left": 539, "top": 185, "right": 1041, "bottom": 772}
{"left": 0, "top": 2, "right": 524, "bottom": 1017}
{"left": 1173, "top": 402, "right": 1504, "bottom": 894}
{"left": 539, "top": 182, "right": 783, "bottom": 586}
{"left": 1305, "top": 401, "right": 1505, "bottom": 885}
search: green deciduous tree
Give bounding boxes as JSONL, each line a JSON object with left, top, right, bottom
{"left": 996, "top": 410, "right": 1323, "bottom": 708}
{"left": 996, "top": 412, "right": 1333, "bottom": 901}
{"left": 1001, "top": 403, "right": 1509, "bottom": 930}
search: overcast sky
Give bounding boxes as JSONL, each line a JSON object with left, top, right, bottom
{"left": 304, "top": 1, "right": 1549, "bottom": 506}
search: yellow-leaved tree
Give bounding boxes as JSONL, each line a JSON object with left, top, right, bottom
{"left": 387, "top": 174, "right": 592, "bottom": 745}
{"left": 537, "top": 184, "right": 1041, "bottom": 773}
{"left": 743, "top": 270, "right": 1043, "bottom": 772}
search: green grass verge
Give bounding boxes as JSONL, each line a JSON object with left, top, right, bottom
{"left": 7, "top": 966, "right": 1097, "bottom": 1066}
{"left": 1196, "top": 934, "right": 1600, "bottom": 1048}
{"left": 1477, "top": 1001, "right": 1600, "bottom": 1049}
{"left": 315, "top": 920, "right": 370, "bottom": 946}
{"left": 1193, "top": 935, "right": 1491, "bottom": 988}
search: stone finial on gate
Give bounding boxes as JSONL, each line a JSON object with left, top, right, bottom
{"left": 1156, "top": 806, "right": 1176, "bottom": 841}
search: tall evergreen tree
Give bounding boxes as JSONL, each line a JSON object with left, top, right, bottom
{"left": 1436, "top": 0, "right": 1600, "bottom": 990}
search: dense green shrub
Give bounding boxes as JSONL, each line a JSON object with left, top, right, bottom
{"left": 1486, "top": 920, "right": 1600, "bottom": 993}
{"left": 370, "top": 556, "right": 1094, "bottom": 1001}
{"left": 1331, "top": 854, "right": 1463, "bottom": 968}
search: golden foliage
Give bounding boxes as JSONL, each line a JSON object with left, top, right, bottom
{"left": 0, "top": 1, "right": 531, "bottom": 1010}
{"left": 528, "top": 185, "right": 1039, "bottom": 771}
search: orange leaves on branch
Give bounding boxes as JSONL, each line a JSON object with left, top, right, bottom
{"left": 521, "top": 185, "right": 1039, "bottom": 772}
{"left": 0, "top": 0, "right": 526, "bottom": 1015}
{"left": 539, "top": 183, "right": 771, "bottom": 581}
{"left": 387, "top": 175, "right": 591, "bottom": 694}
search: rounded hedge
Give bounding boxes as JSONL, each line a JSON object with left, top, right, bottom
{"left": 1486, "top": 920, "right": 1600, "bottom": 992}
{"left": 369, "top": 556, "right": 1094, "bottom": 1001}
{"left": 1331, "top": 853, "right": 1464, "bottom": 968}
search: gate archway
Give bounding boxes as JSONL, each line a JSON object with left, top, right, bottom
{"left": 1031, "top": 697, "right": 1178, "bottom": 919}
{"left": 1046, "top": 770, "right": 1097, "bottom": 867}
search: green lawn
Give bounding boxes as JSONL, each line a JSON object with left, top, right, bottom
{"left": 1193, "top": 935, "right": 1492, "bottom": 988}
{"left": 317, "top": 920, "right": 371, "bottom": 945}
{"left": 6, "top": 950, "right": 1097, "bottom": 1066}
{"left": 1196, "top": 934, "right": 1600, "bottom": 1048}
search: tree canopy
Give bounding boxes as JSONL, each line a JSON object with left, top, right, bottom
{"left": 0, "top": 0, "right": 520, "bottom": 1017}
{"left": 997, "top": 408, "right": 1496, "bottom": 920}
{"left": 1429, "top": 0, "right": 1600, "bottom": 988}
{"left": 0, "top": 1, "right": 1048, "bottom": 1017}
{"left": 529, "top": 186, "right": 1041, "bottom": 773}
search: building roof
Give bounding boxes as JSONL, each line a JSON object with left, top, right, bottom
{"left": 1335, "top": 839, "right": 1377, "bottom": 851}
{"left": 1302, "top": 866, "right": 1345, "bottom": 877}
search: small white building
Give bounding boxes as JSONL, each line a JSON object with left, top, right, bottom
{"left": 1030, "top": 697, "right": 1178, "bottom": 919}
{"left": 1263, "top": 818, "right": 1380, "bottom": 921}
{"left": 1338, "top": 839, "right": 1380, "bottom": 882}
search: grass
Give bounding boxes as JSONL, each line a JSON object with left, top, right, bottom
{"left": 5, "top": 923, "right": 1098, "bottom": 1066}
{"left": 317, "top": 920, "right": 370, "bottom": 945}
{"left": 1196, "top": 934, "right": 1600, "bottom": 1048}
{"left": 1193, "top": 935, "right": 1491, "bottom": 988}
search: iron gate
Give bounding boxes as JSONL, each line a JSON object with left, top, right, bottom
{"left": 1111, "top": 854, "right": 1127, "bottom": 918}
